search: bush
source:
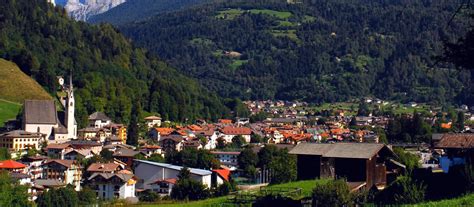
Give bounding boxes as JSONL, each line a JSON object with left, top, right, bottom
{"left": 376, "top": 176, "right": 426, "bottom": 204}
{"left": 312, "top": 179, "right": 353, "bottom": 207}
{"left": 171, "top": 179, "right": 210, "bottom": 200}
{"left": 138, "top": 190, "right": 160, "bottom": 202}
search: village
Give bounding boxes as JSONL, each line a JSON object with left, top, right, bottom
{"left": 0, "top": 76, "right": 473, "bottom": 205}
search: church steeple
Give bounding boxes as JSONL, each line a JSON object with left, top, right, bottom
{"left": 65, "top": 72, "right": 76, "bottom": 139}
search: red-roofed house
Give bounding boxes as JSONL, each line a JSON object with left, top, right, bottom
{"left": 0, "top": 160, "right": 27, "bottom": 173}
{"left": 220, "top": 127, "right": 252, "bottom": 143}
{"left": 212, "top": 169, "right": 230, "bottom": 186}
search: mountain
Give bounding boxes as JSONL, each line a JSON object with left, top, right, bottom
{"left": 54, "top": 0, "right": 126, "bottom": 21}
{"left": 119, "top": 0, "right": 471, "bottom": 105}
{"left": 0, "top": 0, "right": 230, "bottom": 127}
{"left": 88, "top": 0, "right": 209, "bottom": 26}
{"left": 0, "top": 58, "right": 52, "bottom": 103}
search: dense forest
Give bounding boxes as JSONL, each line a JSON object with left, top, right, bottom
{"left": 0, "top": 0, "right": 231, "bottom": 127}
{"left": 119, "top": 0, "right": 472, "bottom": 105}
{"left": 88, "top": 0, "right": 210, "bottom": 26}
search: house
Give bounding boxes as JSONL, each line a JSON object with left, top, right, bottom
{"left": 134, "top": 160, "right": 212, "bottom": 190}
{"left": 64, "top": 148, "right": 94, "bottom": 160}
{"left": 68, "top": 140, "right": 103, "bottom": 155}
{"left": 45, "top": 143, "right": 72, "bottom": 159}
{"left": 0, "top": 130, "right": 44, "bottom": 151}
{"left": 87, "top": 163, "right": 123, "bottom": 174}
{"left": 88, "top": 173, "right": 137, "bottom": 200}
{"left": 88, "top": 112, "right": 112, "bottom": 129}
{"left": 20, "top": 155, "right": 48, "bottom": 179}
{"left": 211, "top": 151, "right": 240, "bottom": 169}
{"left": 113, "top": 148, "right": 141, "bottom": 167}
{"left": 149, "top": 127, "right": 174, "bottom": 141}
{"left": 159, "top": 135, "right": 184, "bottom": 152}
{"left": 289, "top": 143, "right": 404, "bottom": 190}
{"left": 212, "top": 169, "right": 231, "bottom": 187}
{"left": 41, "top": 159, "right": 82, "bottom": 191}
{"left": 78, "top": 127, "right": 111, "bottom": 142}
{"left": 0, "top": 160, "right": 27, "bottom": 173}
{"left": 106, "top": 135, "right": 123, "bottom": 145}
{"left": 140, "top": 145, "right": 162, "bottom": 157}
{"left": 435, "top": 133, "right": 474, "bottom": 173}
{"left": 220, "top": 127, "right": 252, "bottom": 143}
{"left": 150, "top": 178, "right": 177, "bottom": 196}
{"left": 106, "top": 124, "right": 127, "bottom": 144}
{"left": 195, "top": 128, "right": 219, "bottom": 150}
{"left": 144, "top": 116, "right": 162, "bottom": 128}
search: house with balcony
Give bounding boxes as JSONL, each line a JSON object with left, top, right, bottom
{"left": 88, "top": 172, "right": 137, "bottom": 200}
{"left": 41, "top": 159, "right": 82, "bottom": 191}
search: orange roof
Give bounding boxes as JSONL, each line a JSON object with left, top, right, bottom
{"left": 221, "top": 127, "right": 251, "bottom": 135}
{"left": 188, "top": 125, "right": 203, "bottom": 131}
{"left": 441, "top": 123, "right": 452, "bottom": 129}
{"left": 320, "top": 132, "right": 330, "bottom": 138}
{"left": 218, "top": 119, "right": 233, "bottom": 124}
{"left": 0, "top": 160, "right": 26, "bottom": 169}
{"left": 213, "top": 169, "right": 231, "bottom": 181}
{"left": 155, "top": 178, "right": 177, "bottom": 184}
{"left": 154, "top": 127, "right": 174, "bottom": 136}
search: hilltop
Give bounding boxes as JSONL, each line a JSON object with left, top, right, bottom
{"left": 119, "top": 0, "right": 472, "bottom": 105}
{"left": 0, "top": 58, "right": 52, "bottom": 103}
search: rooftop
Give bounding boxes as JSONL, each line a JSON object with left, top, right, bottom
{"left": 134, "top": 160, "right": 212, "bottom": 176}
{"left": 289, "top": 142, "right": 388, "bottom": 159}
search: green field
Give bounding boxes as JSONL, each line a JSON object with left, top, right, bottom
{"left": 216, "top": 9, "right": 292, "bottom": 20}
{"left": 0, "top": 99, "right": 21, "bottom": 127}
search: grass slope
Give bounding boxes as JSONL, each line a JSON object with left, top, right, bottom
{"left": 0, "top": 58, "right": 52, "bottom": 126}
{"left": 0, "top": 100, "right": 21, "bottom": 127}
{"left": 0, "top": 58, "right": 52, "bottom": 103}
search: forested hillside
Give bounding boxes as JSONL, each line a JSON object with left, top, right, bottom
{"left": 0, "top": 0, "right": 230, "bottom": 127}
{"left": 120, "top": 0, "right": 472, "bottom": 105}
{"left": 88, "top": 0, "right": 210, "bottom": 26}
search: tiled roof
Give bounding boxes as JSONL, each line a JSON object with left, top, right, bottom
{"left": 113, "top": 148, "right": 140, "bottom": 157}
{"left": 43, "top": 159, "right": 75, "bottom": 168}
{"left": 289, "top": 143, "right": 387, "bottom": 159}
{"left": 88, "top": 172, "right": 135, "bottom": 182}
{"left": 154, "top": 128, "right": 175, "bottom": 136}
{"left": 0, "top": 130, "right": 43, "bottom": 138}
{"left": 144, "top": 116, "right": 162, "bottom": 120}
{"left": 154, "top": 178, "right": 177, "bottom": 185}
{"left": 220, "top": 127, "right": 252, "bottom": 135}
{"left": 88, "top": 112, "right": 111, "bottom": 121}
{"left": 134, "top": 160, "right": 212, "bottom": 176}
{"left": 45, "top": 143, "right": 71, "bottom": 149}
{"left": 87, "top": 163, "right": 120, "bottom": 172}
{"left": 24, "top": 100, "right": 57, "bottom": 124}
{"left": 436, "top": 133, "right": 474, "bottom": 149}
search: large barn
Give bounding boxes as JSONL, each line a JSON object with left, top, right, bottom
{"left": 289, "top": 143, "right": 405, "bottom": 190}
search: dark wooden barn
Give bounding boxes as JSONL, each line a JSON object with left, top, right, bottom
{"left": 289, "top": 143, "right": 404, "bottom": 190}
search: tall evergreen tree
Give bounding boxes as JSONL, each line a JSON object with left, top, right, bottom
{"left": 127, "top": 98, "right": 142, "bottom": 146}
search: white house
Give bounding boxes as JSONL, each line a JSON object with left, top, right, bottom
{"left": 88, "top": 112, "right": 112, "bottom": 129}
{"left": 88, "top": 173, "right": 137, "bottom": 200}
{"left": 133, "top": 160, "right": 212, "bottom": 190}
{"left": 219, "top": 126, "right": 252, "bottom": 143}
{"left": 144, "top": 116, "right": 162, "bottom": 128}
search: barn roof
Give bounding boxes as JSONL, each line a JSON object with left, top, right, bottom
{"left": 289, "top": 143, "right": 387, "bottom": 159}
{"left": 435, "top": 133, "right": 474, "bottom": 149}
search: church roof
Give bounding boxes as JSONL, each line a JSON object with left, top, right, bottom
{"left": 24, "top": 100, "right": 57, "bottom": 124}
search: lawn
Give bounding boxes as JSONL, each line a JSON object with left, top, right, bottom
{"left": 0, "top": 99, "right": 21, "bottom": 127}
{"left": 270, "top": 29, "right": 299, "bottom": 42}
{"left": 216, "top": 9, "right": 292, "bottom": 20}
{"left": 138, "top": 180, "right": 321, "bottom": 207}
{"left": 405, "top": 193, "right": 474, "bottom": 206}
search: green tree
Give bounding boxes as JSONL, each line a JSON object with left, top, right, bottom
{"left": 216, "top": 137, "right": 227, "bottom": 149}
{"left": 231, "top": 135, "right": 246, "bottom": 148}
{"left": 127, "top": 98, "right": 142, "bottom": 146}
{"left": 99, "top": 149, "right": 114, "bottom": 161}
{"left": 393, "top": 147, "right": 420, "bottom": 172}
{"left": 238, "top": 147, "right": 258, "bottom": 176}
{"left": 138, "top": 190, "right": 160, "bottom": 202}
{"left": 268, "top": 150, "right": 297, "bottom": 184}
{"left": 0, "top": 148, "right": 11, "bottom": 161}
{"left": 37, "top": 186, "right": 79, "bottom": 207}
{"left": 357, "top": 101, "right": 370, "bottom": 116}
{"left": 0, "top": 171, "right": 31, "bottom": 207}
{"left": 171, "top": 167, "right": 210, "bottom": 200}
{"left": 376, "top": 176, "right": 426, "bottom": 204}
{"left": 77, "top": 187, "right": 97, "bottom": 206}
{"left": 250, "top": 133, "right": 262, "bottom": 143}
{"left": 456, "top": 111, "right": 465, "bottom": 131}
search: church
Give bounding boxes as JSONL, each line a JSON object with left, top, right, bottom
{"left": 23, "top": 76, "right": 77, "bottom": 143}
